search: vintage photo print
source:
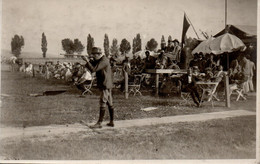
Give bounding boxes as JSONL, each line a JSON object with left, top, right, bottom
{"left": 0, "top": 0, "right": 259, "bottom": 163}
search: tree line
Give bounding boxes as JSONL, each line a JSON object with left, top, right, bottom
{"left": 10, "top": 33, "right": 184, "bottom": 58}
{"left": 61, "top": 33, "right": 145, "bottom": 58}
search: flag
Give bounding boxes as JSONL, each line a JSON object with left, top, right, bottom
{"left": 181, "top": 13, "right": 190, "bottom": 47}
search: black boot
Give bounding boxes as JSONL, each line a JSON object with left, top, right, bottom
{"left": 107, "top": 106, "right": 114, "bottom": 127}
{"left": 90, "top": 108, "right": 105, "bottom": 129}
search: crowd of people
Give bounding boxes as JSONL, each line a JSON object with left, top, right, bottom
{"left": 180, "top": 51, "right": 255, "bottom": 107}
{"left": 16, "top": 60, "right": 94, "bottom": 95}
{"left": 12, "top": 40, "right": 256, "bottom": 108}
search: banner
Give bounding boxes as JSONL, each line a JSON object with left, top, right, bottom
{"left": 181, "top": 13, "right": 190, "bottom": 47}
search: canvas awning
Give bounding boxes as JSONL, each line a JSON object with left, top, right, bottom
{"left": 214, "top": 24, "right": 257, "bottom": 44}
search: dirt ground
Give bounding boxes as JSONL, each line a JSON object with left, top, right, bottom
{"left": 0, "top": 69, "right": 257, "bottom": 160}
{"left": 0, "top": 116, "right": 256, "bottom": 159}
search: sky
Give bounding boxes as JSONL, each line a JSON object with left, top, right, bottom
{"left": 1, "top": 0, "right": 258, "bottom": 58}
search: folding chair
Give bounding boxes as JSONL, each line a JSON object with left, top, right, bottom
{"left": 196, "top": 81, "right": 220, "bottom": 107}
{"left": 180, "top": 92, "right": 192, "bottom": 106}
{"left": 229, "top": 83, "right": 247, "bottom": 101}
{"left": 82, "top": 78, "right": 95, "bottom": 95}
{"left": 128, "top": 75, "right": 142, "bottom": 96}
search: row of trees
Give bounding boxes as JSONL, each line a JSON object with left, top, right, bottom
{"left": 61, "top": 33, "right": 162, "bottom": 58}
{"left": 11, "top": 33, "right": 48, "bottom": 58}
{"left": 11, "top": 32, "right": 183, "bottom": 58}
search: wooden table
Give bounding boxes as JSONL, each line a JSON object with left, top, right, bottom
{"left": 145, "top": 69, "right": 187, "bottom": 96}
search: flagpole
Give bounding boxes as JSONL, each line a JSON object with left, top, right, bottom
{"left": 225, "top": 0, "right": 227, "bottom": 31}
{"left": 225, "top": 0, "right": 229, "bottom": 70}
{"left": 185, "top": 13, "right": 200, "bottom": 39}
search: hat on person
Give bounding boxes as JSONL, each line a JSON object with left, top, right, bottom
{"left": 91, "top": 47, "right": 102, "bottom": 54}
{"left": 173, "top": 39, "right": 179, "bottom": 44}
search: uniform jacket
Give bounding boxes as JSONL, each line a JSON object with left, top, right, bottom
{"left": 85, "top": 56, "right": 113, "bottom": 89}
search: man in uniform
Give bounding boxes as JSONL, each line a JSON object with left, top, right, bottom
{"left": 81, "top": 47, "right": 114, "bottom": 128}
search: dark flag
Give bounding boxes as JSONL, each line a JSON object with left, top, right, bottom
{"left": 181, "top": 13, "right": 190, "bottom": 47}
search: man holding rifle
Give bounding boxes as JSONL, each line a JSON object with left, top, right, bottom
{"left": 81, "top": 47, "right": 114, "bottom": 128}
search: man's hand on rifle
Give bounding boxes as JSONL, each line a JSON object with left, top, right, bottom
{"left": 81, "top": 56, "right": 89, "bottom": 62}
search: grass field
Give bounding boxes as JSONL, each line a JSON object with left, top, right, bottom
{"left": 0, "top": 71, "right": 256, "bottom": 127}
{"left": 0, "top": 69, "right": 256, "bottom": 160}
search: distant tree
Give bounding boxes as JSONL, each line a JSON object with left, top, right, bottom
{"left": 61, "top": 38, "right": 74, "bottom": 54}
{"left": 11, "top": 34, "right": 24, "bottom": 57}
{"left": 167, "top": 35, "right": 172, "bottom": 46}
{"left": 87, "top": 34, "right": 95, "bottom": 55}
{"left": 41, "top": 33, "right": 47, "bottom": 58}
{"left": 135, "top": 33, "right": 142, "bottom": 52}
{"left": 103, "top": 34, "right": 110, "bottom": 57}
{"left": 146, "top": 38, "right": 158, "bottom": 51}
{"left": 132, "top": 37, "right": 137, "bottom": 54}
{"left": 161, "top": 35, "right": 165, "bottom": 43}
{"left": 160, "top": 35, "right": 166, "bottom": 48}
{"left": 110, "top": 38, "right": 119, "bottom": 58}
{"left": 168, "top": 35, "right": 172, "bottom": 42}
{"left": 74, "top": 39, "right": 85, "bottom": 54}
{"left": 119, "top": 38, "right": 131, "bottom": 55}
{"left": 185, "top": 37, "right": 200, "bottom": 50}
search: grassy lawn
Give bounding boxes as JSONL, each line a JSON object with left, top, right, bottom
{"left": 0, "top": 116, "right": 256, "bottom": 160}
{"left": 1, "top": 71, "right": 256, "bottom": 127}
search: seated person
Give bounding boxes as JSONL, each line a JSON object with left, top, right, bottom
{"left": 155, "top": 50, "right": 168, "bottom": 69}
{"left": 213, "top": 65, "right": 224, "bottom": 82}
{"left": 72, "top": 63, "right": 85, "bottom": 82}
{"left": 205, "top": 53, "right": 217, "bottom": 71}
{"left": 143, "top": 51, "right": 156, "bottom": 69}
{"left": 203, "top": 67, "right": 214, "bottom": 82}
{"left": 166, "top": 40, "right": 175, "bottom": 53}
{"left": 191, "top": 66, "right": 205, "bottom": 82}
{"left": 130, "top": 55, "right": 139, "bottom": 69}
{"left": 74, "top": 68, "right": 93, "bottom": 93}
{"left": 132, "top": 56, "right": 145, "bottom": 74}
{"left": 229, "top": 67, "right": 247, "bottom": 88}
{"left": 229, "top": 57, "right": 240, "bottom": 76}
{"left": 189, "top": 54, "right": 200, "bottom": 69}
{"left": 180, "top": 67, "right": 201, "bottom": 107}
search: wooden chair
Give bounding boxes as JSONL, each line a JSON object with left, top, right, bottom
{"left": 128, "top": 75, "right": 142, "bottom": 96}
